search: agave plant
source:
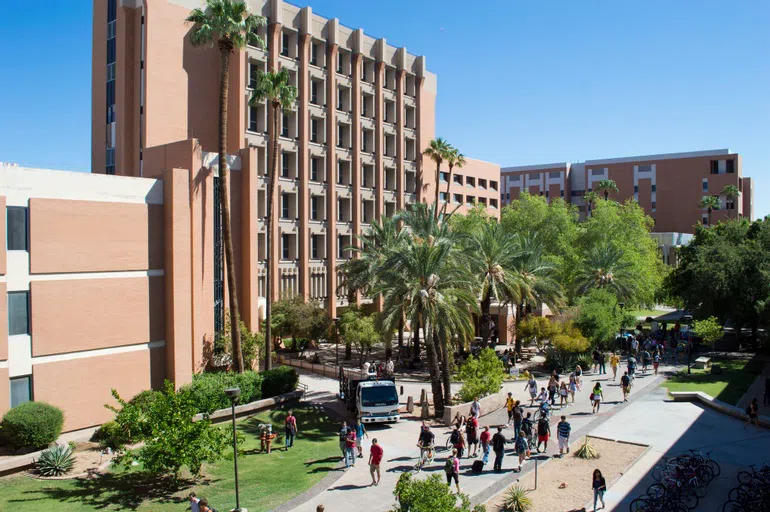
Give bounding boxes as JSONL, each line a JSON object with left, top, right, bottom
{"left": 502, "top": 485, "right": 533, "bottom": 511}
{"left": 575, "top": 437, "right": 600, "bottom": 460}
{"left": 36, "top": 444, "right": 76, "bottom": 477}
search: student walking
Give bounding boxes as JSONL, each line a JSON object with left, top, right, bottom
{"left": 450, "top": 425, "right": 466, "bottom": 458}
{"left": 522, "top": 412, "right": 533, "bottom": 441}
{"left": 466, "top": 413, "right": 479, "bottom": 457}
{"left": 188, "top": 493, "right": 200, "bottom": 512}
{"left": 512, "top": 400, "right": 523, "bottom": 440}
{"left": 480, "top": 425, "right": 492, "bottom": 464}
{"left": 344, "top": 428, "right": 357, "bottom": 468}
{"left": 470, "top": 396, "right": 481, "bottom": 418}
{"left": 592, "top": 349, "right": 601, "bottom": 373}
{"left": 444, "top": 448, "right": 461, "bottom": 493}
{"left": 526, "top": 375, "right": 538, "bottom": 406}
{"left": 591, "top": 383, "right": 603, "bottom": 414}
{"left": 369, "top": 438, "right": 383, "bottom": 486}
{"left": 355, "top": 419, "right": 368, "bottom": 458}
{"left": 492, "top": 426, "right": 506, "bottom": 472}
{"left": 598, "top": 352, "right": 607, "bottom": 374}
{"left": 506, "top": 392, "right": 516, "bottom": 424}
{"left": 559, "top": 381, "right": 569, "bottom": 407}
{"left": 610, "top": 352, "right": 620, "bottom": 380}
{"left": 548, "top": 376, "right": 558, "bottom": 406}
{"left": 653, "top": 350, "right": 661, "bottom": 375}
{"left": 338, "top": 422, "right": 348, "bottom": 458}
{"left": 592, "top": 469, "right": 607, "bottom": 510}
{"left": 536, "top": 415, "right": 550, "bottom": 453}
{"left": 536, "top": 387, "right": 549, "bottom": 404}
{"left": 568, "top": 374, "right": 577, "bottom": 404}
{"left": 284, "top": 410, "right": 298, "bottom": 449}
{"left": 745, "top": 398, "right": 760, "bottom": 430}
{"left": 557, "top": 415, "right": 571, "bottom": 456}
{"left": 514, "top": 431, "right": 529, "bottom": 472}
{"left": 198, "top": 498, "right": 214, "bottom": 512}
{"left": 620, "top": 371, "right": 631, "bottom": 402}
{"left": 575, "top": 365, "right": 583, "bottom": 390}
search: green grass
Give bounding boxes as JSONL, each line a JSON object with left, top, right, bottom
{"left": 629, "top": 309, "right": 669, "bottom": 319}
{"left": 0, "top": 404, "right": 340, "bottom": 512}
{"left": 664, "top": 357, "right": 764, "bottom": 405}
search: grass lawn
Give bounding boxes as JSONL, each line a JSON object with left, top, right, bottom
{"left": 629, "top": 308, "right": 669, "bottom": 319}
{"left": 0, "top": 404, "right": 340, "bottom": 512}
{"left": 664, "top": 357, "right": 764, "bottom": 405}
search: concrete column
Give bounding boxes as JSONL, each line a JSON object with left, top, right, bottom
{"left": 240, "top": 147, "right": 260, "bottom": 332}
{"left": 163, "top": 167, "right": 194, "bottom": 388}
{"left": 415, "top": 76, "right": 425, "bottom": 203}
{"left": 396, "top": 69, "right": 406, "bottom": 211}
{"left": 326, "top": 44, "right": 339, "bottom": 318}
{"left": 297, "top": 33, "right": 311, "bottom": 300}
{"left": 374, "top": 61, "right": 385, "bottom": 218}
{"left": 350, "top": 53, "right": 363, "bottom": 306}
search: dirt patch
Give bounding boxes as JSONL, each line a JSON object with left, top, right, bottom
{"left": 485, "top": 437, "right": 646, "bottom": 512}
{"left": 27, "top": 443, "right": 115, "bottom": 480}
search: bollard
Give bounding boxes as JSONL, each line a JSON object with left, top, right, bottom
{"left": 406, "top": 395, "right": 415, "bottom": 413}
{"left": 534, "top": 459, "right": 538, "bottom": 490}
{"left": 421, "top": 401, "right": 430, "bottom": 420}
{"left": 420, "top": 389, "right": 427, "bottom": 405}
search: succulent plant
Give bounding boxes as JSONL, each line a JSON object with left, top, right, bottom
{"left": 36, "top": 444, "right": 76, "bottom": 477}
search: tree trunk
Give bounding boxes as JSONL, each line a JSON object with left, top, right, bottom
{"left": 436, "top": 331, "right": 452, "bottom": 406}
{"left": 440, "top": 163, "right": 454, "bottom": 218}
{"left": 604, "top": 191, "right": 609, "bottom": 201}
{"left": 398, "top": 315, "right": 404, "bottom": 347}
{"left": 421, "top": 316, "right": 444, "bottom": 417}
{"left": 514, "top": 304, "right": 524, "bottom": 358}
{"left": 708, "top": 207, "right": 713, "bottom": 226}
{"left": 433, "top": 161, "right": 442, "bottom": 220}
{"left": 345, "top": 338, "right": 352, "bottom": 360}
{"left": 413, "top": 321, "right": 421, "bottom": 361}
{"left": 480, "top": 289, "right": 492, "bottom": 347}
{"left": 264, "top": 100, "right": 281, "bottom": 371}
{"left": 218, "top": 45, "right": 244, "bottom": 373}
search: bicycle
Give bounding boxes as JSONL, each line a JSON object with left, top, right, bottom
{"left": 413, "top": 444, "right": 434, "bottom": 472}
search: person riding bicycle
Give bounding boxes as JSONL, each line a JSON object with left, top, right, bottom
{"left": 538, "top": 400, "right": 551, "bottom": 420}
{"left": 627, "top": 356, "right": 637, "bottom": 380}
{"left": 417, "top": 424, "right": 435, "bottom": 462}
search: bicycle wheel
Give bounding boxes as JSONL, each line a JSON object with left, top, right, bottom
{"left": 694, "top": 463, "right": 714, "bottom": 487}
{"left": 722, "top": 499, "right": 745, "bottom": 512}
{"left": 630, "top": 497, "right": 654, "bottom": 512}
{"left": 738, "top": 470, "right": 754, "bottom": 485}
{"left": 445, "top": 436, "right": 452, "bottom": 451}
{"left": 679, "top": 489, "right": 699, "bottom": 510}
{"left": 707, "top": 458, "right": 721, "bottom": 477}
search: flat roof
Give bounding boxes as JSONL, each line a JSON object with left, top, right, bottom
{"left": 503, "top": 149, "right": 734, "bottom": 170}
{"left": 502, "top": 163, "right": 569, "bottom": 173}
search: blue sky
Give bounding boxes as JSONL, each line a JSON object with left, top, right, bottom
{"left": 0, "top": 0, "right": 768, "bottom": 216}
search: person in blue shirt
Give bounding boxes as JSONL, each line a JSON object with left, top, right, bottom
{"left": 556, "top": 415, "right": 571, "bottom": 456}
{"left": 355, "top": 419, "right": 368, "bottom": 458}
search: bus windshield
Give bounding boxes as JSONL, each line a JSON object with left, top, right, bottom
{"left": 361, "top": 385, "right": 398, "bottom": 407}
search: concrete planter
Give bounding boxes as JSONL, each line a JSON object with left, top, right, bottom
{"left": 193, "top": 389, "right": 305, "bottom": 423}
{"left": 669, "top": 391, "right": 770, "bottom": 427}
{"left": 442, "top": 391, "right": 507, "bottom": 426}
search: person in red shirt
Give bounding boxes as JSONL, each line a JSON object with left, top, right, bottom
{"left": 368, "top": 438, "right": 384, "bottom": 486}
{"left": 466, "top": 413, "right": 480, "bottom": 457}
{"left": 284, "top": 410, "right": 298, "bottom": 450}
{"left": 345, "top": 429, "right": 357, "bottom": 469}
{"left": 479, "top": 425, "right": 492, "bottom": 465}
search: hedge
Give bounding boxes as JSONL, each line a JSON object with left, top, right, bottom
{"left": 182, "top": 371, "right": 264, "bottom": 415}
{"left": 1, "top": 402, "right": 64, "bottom": 450}
{"left": 261, "top": 366, "right": 299, "bottom": 398}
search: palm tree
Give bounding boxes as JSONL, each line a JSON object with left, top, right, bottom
{"left": 698, "top": 195, "right": 721, "bottom": 226}
{"left": 250, "top": 69, "right": 297, "bottom": 370}
{"left": 721, "top": 185, "right": 740, "bottom": 219}
{"left": 595, "top": 179, "right": 619, "bottom": 201}
{"left": 574, "top": 244, "right": 636, "bottom": 301}
{"left": 583, "top": 191, "right": 599, "bottom": 218}
{"left": 423, "top": 138, "right": 453, "bottom": 219}
{"left": 187, "top": 0, "right": 265, "bottom": 372}
{"left": 441, "top": 149, "right": 466, "bottom": 217}
{"left": 466, "top": 222, "right": 527, "bottom": 347}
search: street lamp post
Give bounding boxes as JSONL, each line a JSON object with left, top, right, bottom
{"left": 224, "top": 387, "right": 245, "bottom": 512}
{"left": 333, "top": 317, "right": 340, "bottom": 367}
{"left": 683, "top": 315, "right": 693, "bottom": 375}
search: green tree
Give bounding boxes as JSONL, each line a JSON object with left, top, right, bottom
{"left": 423, "top": 138, "right": 453, "bottom": 218}
{"left": 187, "top": 0, "right": 265, "bottom": 372}
{"left": 574, "top": 289, "right": 635, "bottom": 349}
{"left": 340, "top": 309, "right": 381, "bottom": 366}
{"left": 392, "top": 473, "right": 474, "bottom": 512}
{"left": 721, "top": 185, "right": 740, "bottom": 219}
{"left": 250, "top": 69, "right": 298, "bottom": 370}
{"left": 441, "top": 148, "right": 466, "bottom": 217}
{"left": 271, "top": 295, "right": 329, "bottom": 352}
{"left": 698, "top": 195, "right": 721, "bottom": 226}
{"left": 107, "top": 381, "right": 232, "bottom": 480}
{"left": 518, "top": 316, "right": 558, "bottom": 349}
{"left": 584, "top": 190, "right": 599, "bottom": 218}
{"left": 595, "top": 179, "right": 619, "bottom": 201}
{"left": 457, "top": 348, "right": 505, "bottom": 403}
{"left": 574, "top": 244, "right": 636, "bottom": 301}
{"left": 693, "top": 316, "right": 723, "bottom": 349}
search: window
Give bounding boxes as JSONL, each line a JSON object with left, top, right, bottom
{"left": 710, "top": 160, "right": 719, "bottom": 174}
{"left": 10, "top": 376, "right": 32, "bottom": 408}
{"left": 337, "top": 53, "right": 344, "bottom": 73}
{"left": 491, "top": 199, "right": 498, "bottom": 208}
{"left": 479, "top": 179, "right": 487, "bottom": 189}
{"left": 310, "top": 43, "right": 317, "bottom": 66}
{"left": 453, "top": 194, "right": 463, "bottom": 204}
{"left": 559, "top": 189, "right": 564, "bottom": 198}
{"left": 651, "top": 201, "right": 657, "bottom": 212}
{"left": 453, "top": 174, "right": 462, "bottom": 185}
{"left": 310, "top": 81, "right": 318, "bottom": 104}
{"left": 466, "top": 176, "right": 475, "bottom": 187}
{"left": 7, "top": 207, "right": 28, "bottom": 251}
{"left": 281, "top": 193, "right": 290, "bottom": 218}
{"left": 281, "top": 153, "right": 290, "bottom": 178}
{"left": 311, "top": 235, "right": 320, "bottom": 259}
{"left": 466, "top": 196, "right": 475, "bottom": 207}
{"left": 591, "top": 169, "right": 604, "bottom": 176}
{"left": 490, "top": 181, "right": 498, "bottom": 191}
{"left": 726, "top": 159, "right": 735, "bottom": 174}
{"left": 549, "top": 171, "right": 560, "bottom": 179}
{"left": 281, "top": 113, "right": 289, "bottom": 137}
{"left": 702, "top": 214, "right": 709, "bottom": 225}
{"left": 282, "top": 234, "right": 290, "bottom": 259}
{"left": 281, "top": 33, "right": 289, "bottom": 56}
{"left": 545, "top": 191, "right": 549, "bottom": 199}
{"left": 651, "top": 184, "right": 656, "bottom": 192}
{"left": 638, "top": 164, "right": 652, "bottom": 173}
{"left": 310, "top": 158, "right": 319, "bottom": 181}
{"left": 439, "top": 192, "right": 447, "bottom": 202}
{"left": 702, "top": 180, "right": 708, "bottom": 192}
{"left": 249, "top": 63, "right": 259, "bottom": 89}
{"left": 528, "top": 173, "right": 540, "bottom": 180}
{"left": 311, "top": 196, "right": 319, "bottom": 220}
{"left": 440, "top": 172, "right": 448, "bottom": 183}
{"left": 634, "top": 185, "right": 639, "bottom": 193}
{"left": 8, "top": 291, "right": 29, "bottom": 336}
{"left": 248, "top": 106, "right": 258, "bottom": 132}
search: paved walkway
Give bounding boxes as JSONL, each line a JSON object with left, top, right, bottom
{"left": 737, "top": 359, "right": 769, "bottom": 413}
{"left": 587, "top": 386, "right": 770, "bottom": 511}
{"left": 281, "top": 363, "right": 672, "bottom": 512}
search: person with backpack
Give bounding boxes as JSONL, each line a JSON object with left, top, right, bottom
{"left": 522, "top": 412, "right": 534, "bottom": 439}
{"left": 466, "top": 413, "right": 479, "bottom": 457}
{"left": 444, "top": 448, "right": 461, "bottom": 493}
{"left": 621, "top": 371, "right": 631, "bottom": 402}
{"left": 745, "top": 397, "right": 761, "bottom": 430}
{"left": 536, "top": 415, "right": 550, "bottom": 453}
{"left": 514, "top": 430, "right": 529, "bottom": 472}
{"left": 492, "top": 426, "right": 506, "bottom": 472}
{"left": 557, "top": 415, "right": 571, "bottom": 456}
{"left": 198, "top": 498, "right": 214, "bottom": 512}
{"left": 512, "top": 400, "right": 523, "bottom": 440}
{"left": 285, "top": 410, "right": 298, "bottom": 450}
{"left": 450, "top": 425, "right": 466, "bottom": 458}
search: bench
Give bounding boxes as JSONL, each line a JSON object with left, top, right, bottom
{"left": 693, "top": 356, "right": 711, "bottom": 369}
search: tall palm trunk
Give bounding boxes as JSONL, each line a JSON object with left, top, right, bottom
{"left": 421, "top": 315, "right": 444, "bottom": 417}
{"left": 433, "top": 161, "right": 442, "bottom": 220}
{"left": 514, "top": 304, "right": 524, "bottom": 358}
{"left": 604, "top": 191, "right": 609, "bottom": 201}
{"left": 413, "top": 321, "right": 421, "bottom": 360}
{"left": 398, "top": 315, "right": 404, "bottom": 347}
{"left": 440, "top": 163, "right": 454, "bottom": 217}
{"left": 218, "top": 43, "right": 244, "bottom": 372}
{"left": 436, "top": 331, "right": 452, "bottom": 406}
{"left": 707, "top": 207, "right": 713, "bottom": 226}
{"left": 479, "top": 289, "right": 492, "bottom": 347}
{"left": 264, "top": 100, "right": 280, "bottom": 371}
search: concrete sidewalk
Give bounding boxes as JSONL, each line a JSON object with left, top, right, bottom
{"left": 279, "top": 363, "right": 673, "bottom": 512}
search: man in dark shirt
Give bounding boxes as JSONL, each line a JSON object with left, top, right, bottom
{"left": 492, "top": 426, "right": 506, "bottom": 472}
{"left": 418, "top": 424, "right": 435, "bottom": 460}
{"left": 512, "top": 401, "right": 524, "bottom": 441}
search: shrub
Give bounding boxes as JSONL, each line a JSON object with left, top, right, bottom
{"left": 575, "top": 353, "right": 595, "bottom": 372}
{"left": 457, "top": 348, "right": 505, "bottom": 403}
{"left": 36, "top": 444, "right": 75, "bottom": 477}
{"left": 261, "top": 366, "right": 299, "bottom": 398}
{"left": 91, "top": 420, "right": 132, "bottom": 450}
{"left": 544, "top": 348, "right": 577, "bottom": 373}
{"left": 502, "top": 485, "right": 533, "bottom": 511}
{"left": 1, "top": 402, "right": 64, "bottom": 450}
{"left": 552, "top": 333, "right": 590, "bottom": 353}
{"left": 392, "top": 472, "right": 473, "bottom": 511}
{"left": 183, "top": 371, "right": 264, "bottom": 414}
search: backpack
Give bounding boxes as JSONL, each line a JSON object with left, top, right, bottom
{"left": 444, "top": 457, "right": 455, "bottom": 474}
{"left": 450, "top": 430, "right": 461, "bottom": 444}
{"left": 515, "top": 437, "right": 527, "bottom": 454}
